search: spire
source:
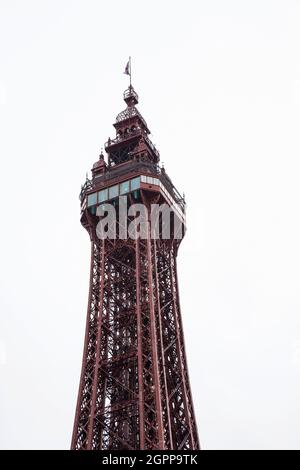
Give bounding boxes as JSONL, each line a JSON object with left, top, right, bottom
{"left": 104, "top": 79, "right": 160, "bottom": 165}
{"left": 92, "top": 150, "right": 107, "bottom": 177}
{"left": 115, "top": 85, "right": 149, "bottom": 133}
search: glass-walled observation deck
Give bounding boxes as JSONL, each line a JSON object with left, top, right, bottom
{"left": 80, "top": 161, "right": 185, "bottom": 215}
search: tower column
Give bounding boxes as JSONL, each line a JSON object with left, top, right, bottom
{"left": 71, "top": 241, "right": 102, "bottom": 450}
{"left": 87, "top": 239, "right": 105, "bottom": 449}
{"left": 146, "top": 228, "right": 164, "bottom": 449}
{"left": 153, "top": 239, "right": 174, "bottom": 450}
{"left": 135, "top": 237, "right": 145, "bottom": 449}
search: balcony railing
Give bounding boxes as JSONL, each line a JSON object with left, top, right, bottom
{"left": 144, "top": 134, "right": 160, "bottom": 160}
{"left": 115, "top": 106, "right": 148, "bottom": 130}
{"left": 123, "top": 87, "right": 139, "bottom": 103}
{"left": 105, "top": 129, "right": 160, "bottom": 162}
{"left": 104, "top": 128, "right": 141, "bottom": 149}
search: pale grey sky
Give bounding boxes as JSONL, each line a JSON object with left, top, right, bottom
{"left": 1, "top": 0, "right": 300, "bottom": 450}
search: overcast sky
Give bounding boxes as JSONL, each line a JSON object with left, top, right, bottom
{"left": 1, "top": 0, "right": 300, "bottom": 450}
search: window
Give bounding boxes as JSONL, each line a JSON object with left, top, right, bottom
{"left": 98, "top": 189, "right": 108, "bottom": 203}
{"left": 109, "top": 185, "right": 119, "bottom": 199}
{"left": 87, "top": 192, "right": 97, "bottom": 207}
{"left": 131, "top": 177, "right": 140, "bottom": 191}
{"left": 120, "top": 180, "right": 130, "bottom": 195}
{"left": 141, "top": 175, "right": 146, "bottom": 183}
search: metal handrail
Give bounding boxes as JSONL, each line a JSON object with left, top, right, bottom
{"left": 105, "top": 130, "right": 159, "bottom": 161}
{"left": 115, "top": 107, "right": 148, "bottom": 130}
{"left": 144, "top": 134, "right": 160, "bottom": 160}
{"left": 105, "top": 129, "right": 141, "bottom": 148}
{"left": 123, "top": 87, "right": 138, "bottom": 102}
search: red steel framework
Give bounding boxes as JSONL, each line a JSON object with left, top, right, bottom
{"left": 71, "top": 84, "right": 200, "bottom": 450}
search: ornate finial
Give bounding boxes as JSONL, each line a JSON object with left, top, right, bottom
{"left": 99, "top": 149, "right": 104, "bottom": 160}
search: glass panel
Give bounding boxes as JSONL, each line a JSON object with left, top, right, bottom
{"left": 120, "top": 180, "right": 130, "bottom": 195}
{"left": 87, "top": 192, "right": 97, "bottom": 207}
{"left": 131, "top": 177, "right": 140, "bottom": 191}
{"left": 153, "top": 178, "right": 159, "bottom": 185}
{"left": 98, "top": 188, "right": 108, "bottom": 202}
{"left": 141, "top": 175, "right": 146, "bottom": 183}
{"left": 109, "top": 184, "right": 119, "bottom": 199}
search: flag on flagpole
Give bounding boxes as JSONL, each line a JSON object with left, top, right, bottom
{"left": 124, "top": 60, "right": 130, "bottom": 76}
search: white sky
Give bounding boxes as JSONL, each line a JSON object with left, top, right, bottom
{"left": 0, "top": 0, "right": 300, "bottom": 450}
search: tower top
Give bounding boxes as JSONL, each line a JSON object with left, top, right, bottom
{"left": 114, "top": 85, "right": 149, "bottom": 134}
{"left": 104, "top": 73, "right": 159, "bottom": 165}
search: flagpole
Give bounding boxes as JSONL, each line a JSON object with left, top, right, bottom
{"left": 129, "top": 56, "right": 132, "bottom": 87}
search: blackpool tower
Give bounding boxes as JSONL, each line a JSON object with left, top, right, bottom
{"left": 71, "top": 76, "right": 200, "bottom": 450}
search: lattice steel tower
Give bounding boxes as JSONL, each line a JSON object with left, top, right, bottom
{"left": 71, "top": 83, "right": 199, "bottom": 450}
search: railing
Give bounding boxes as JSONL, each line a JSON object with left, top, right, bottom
{"left": 123, "top": 87, "right": 139, "bottom": 103}
{"left": 96, "top": 160, "right": 159, "bottom": 187}
{"left": 79, "top": 178, "right": 93, "bottom": 202}
{"left": 144, "top": 134, "right": 160, "bottom": 160}
{"left": 160, "top": 170, "right": 184, "bottom": 207}
{"left": 105, "top": 128, "right": 141, "bottom": 149}
{"left": 105, "top": 129, "right": 159, "bottom": 162}
{"left": 115, "top": 106, "right": 148, "bottom": 130}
